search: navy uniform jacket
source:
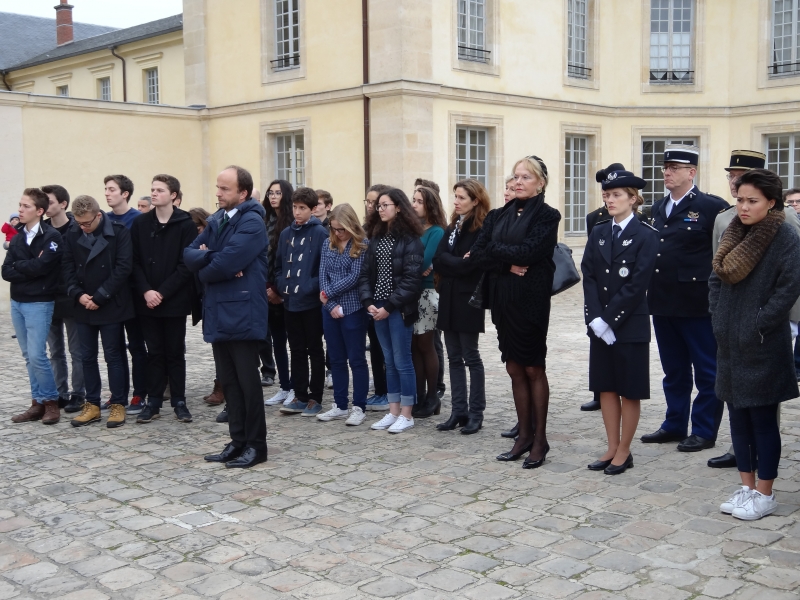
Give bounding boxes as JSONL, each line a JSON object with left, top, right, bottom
{"left": 648, "top": 186, "right": 728, "bottom": 317}
{"left": 581, "top": 217, "right": 659, "bottom": 343}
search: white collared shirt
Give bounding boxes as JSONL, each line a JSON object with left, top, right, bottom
{"left": 612, "top": 212, "right": 635, "bottom": 236}
{"left": 666, "top": 185, "right": 696, "bottom": 216}
{"left": 225, "top": 207, "right": 239, "bottom": 219}
{"left": 24, "top": 222, "right": 40, "bottom": 246}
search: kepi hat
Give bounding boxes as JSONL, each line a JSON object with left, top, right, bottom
{"left": 663, "top": 144, "right": 699, "bottom": 166}
{"left": 596, "top": 163, "right": 626, "bottom": 183}
{"left": 601, "top": 170, "right": 647, "bottom": 191}
{"left": 724, "top": 150, "right": 766, "bottom": 172}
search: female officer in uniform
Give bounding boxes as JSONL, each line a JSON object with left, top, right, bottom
{"left": 581, "top": 170, "right": 658, "bottom": 474}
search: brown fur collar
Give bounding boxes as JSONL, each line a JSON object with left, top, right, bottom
{"left": 713, "top": 210, "right": 785, "bottom": 285}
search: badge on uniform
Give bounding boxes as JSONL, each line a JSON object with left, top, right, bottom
{"left": 599, "top": 239, "right": 605, "bottom": 246}
{"left": 685, "top": 211, "right": 699, "bottom": 222}
{"left": 619, "top": 266, "right": 630, "bottom": 277}
{"left": 49, "top": 242, "right": 58, "bottom": 252}
{"left": 622, "top": 239, "right": 632, "bottom": 246}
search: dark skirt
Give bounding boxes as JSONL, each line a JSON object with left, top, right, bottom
{"left": 493, "top": 310, "right": 547, "bottom": 367}
{"left": 589, "top": 338, "right": 649, "bottom": 399}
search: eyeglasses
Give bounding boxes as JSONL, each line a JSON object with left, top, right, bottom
{"left": 725, "top": 173, "right": 740, "bottom": 181}
{"left": 331, "top": 226, "right": 347, "bottom": 234}
{"left": 376, "top": 203, "right": 395, "bottom": 211}
{"left": 267, "top": 191, "right": 282, "bottom": 197}
{"left": 786, "top": 199, "right": 800, "bottom": 206}
{"left": 660, "top": 165, "right": 694, "bottom": 173}
{"left": 75, "top": 213, "right": 100, "bottom": 228}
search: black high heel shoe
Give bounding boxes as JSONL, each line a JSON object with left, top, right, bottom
{"left": 436, "top": 413, "right": 468, "bottom": 431}
{"left": 500, "top": 422, "right": 519, "bottom": 438}
{"left": 522, "top": 444, "right": 550, "bottom": 469}
{"left": 496, "top": 442, "right": 533, "bottom": 462}
{"left": 587, "top": 458, "right": 612, "bottom": 471}
{"left": 604, "top": 453, "right": 633, "bottom": 475}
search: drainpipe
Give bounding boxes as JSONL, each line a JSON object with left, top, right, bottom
{"left": 362, "top": 0, "right": 371, "bottom": 192}
{"left": 0, "top": 70, "right": 10, "bottom": 91}
{"left": 110, "top": 45, "right": 127, "bottom": 102}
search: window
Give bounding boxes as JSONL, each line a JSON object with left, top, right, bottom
{"left": 564, "top": 136, "right": 588, "bottom": 234}
{"left": 770, "top": 0, "right": 800, "bottom": 76}
{"left": 145, "top": 68, "right": 159, "bottom": 104}
{"left": 641, "top": 137, "right": 697, "bottom": 206}
{"left": 649, "top": 0, "right": 694, "bottom": 83}
{"left": 457, "top": 0, "right": 490, "bottom": 63}
{"left": 766, "top": 134, "right": 800, "bottom": 188}
{"left": 276, "top": 132, "right": 305, "bottom": 187}
{"left": 273, "top": 0, "right": 300, "bottom": 70}
{"left": 567, "top": 0, "right": 590, "bottom": 78}
{"left": 97, "top": 77, "right": 111, "bottom": 101}
{"left": 56, "top": 85, "right": 69, "bottom": 97}
{"left": 456, "top": 127, "right": 488, "bottom": 186}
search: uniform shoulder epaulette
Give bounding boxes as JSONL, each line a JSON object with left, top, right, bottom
{"left": 718, "top": 204, "right": 734, "bottom": 214}
{"left": 595, "top": 218, "right": 611, "bottom": 226}
{"left": 643, "top": 222, "right": 658, "bottom": 232}
{"left": 706, "top": 193, "right": 727, "bottom": 203}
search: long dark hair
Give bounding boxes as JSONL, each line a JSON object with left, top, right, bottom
{"left": 413, "top": 186, "right": 447, "bottom": 230}
{"left": 264, "top": 179, "right": 294, "bottom": 248}
{"left": 369, "top": 188, "right": 423, "bottom": 239}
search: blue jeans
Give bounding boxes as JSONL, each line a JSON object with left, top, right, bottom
{"left": 373, "top": 302, "right": 416, "bottom": 406}
{"left": 11, "top": 300, "right": 59, "bottom": 403}
{"left": 78, "top": 322, "right": 128, "bottom": 407}
{"left": 323, "top": 307, "right": 369, "bottom": 410}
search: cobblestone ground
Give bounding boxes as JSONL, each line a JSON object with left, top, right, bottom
{"left": 1, "top": 257, "right": 799, "bottom": 598}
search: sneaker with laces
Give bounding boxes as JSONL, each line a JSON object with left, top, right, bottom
{"left": 127, "top": 395, "right": 144, "bottom": 414}
{"left": 388, "top": 415, "right": 415, "bottom": 433}
{"left": 106, "top": 404, "right": 126, "bottom": 428}
{"left": 346, "top": 406, "right": 366, "bottom": 426}
{"left": 371, "top": 413, "right": 398, "bottom": 430}
{"left": 136, "top": 404, "right": 160, "bottom": 424}
{"left": 70, "top": 403, "right": 101, "bottom": 427}
{"left": 265, "top": 389, "right": 293, "bottom": 406}
{"left": 174, "top": 401, "right": 193, "bottom": 423}
{"left": 732, "top": 490, "right": 778, "bottom": 521}
{"left": 301, "top": 401, "right": 323, "bottom": 417}
{"left": 365, "top": 394, "right": 389, "bottom": 411}
{"left": 282, "top": 390, "right": 297, "bottom": 405}
{"left": 720, "top": 486, "right": 752, "bottom": 514}
{"left": 318, "top": 406, "right": 349, "bottom": 421}
{"left": 280, "top": 399, "right": 306, "bottom": 414}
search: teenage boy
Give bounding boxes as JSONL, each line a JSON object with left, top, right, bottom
{"left": 131, "top": 175, "right": 198, "bottom": 425}
{"left": 2, "top": 188, "right": 64, "bottom": 425}
{"left": 313, "top": 189, "right": 333, "bottom": 231}
{"left": 43, "top": 184, "right": 85, "bottom": 413}
{"left": 104, "top": 174, "right": 147, "bottom": 412}
{"left": 277, "top": 187, "right": 328, "bottom": 417}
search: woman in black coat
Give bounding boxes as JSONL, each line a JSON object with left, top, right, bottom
{"left": 710, "top": 169, "right": 800, "bottom": 521}
{"left": 470, "top": 156, "right": 561, "bottom": 468}
{"left": 432, "top": 179, "right": 491, "bottom": 435}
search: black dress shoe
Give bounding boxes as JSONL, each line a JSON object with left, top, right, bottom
{"left": 677, "top": 434, "right": 715, "bottom": 452}
{"left": 501, "top": 423, "right": 519, "bottom": 438}
{"left": 461, "top": 416, "right": 483, "bottom": 435}
{"left": 580, "top": 399, "right": 601, "bottom": 411}
{"left": 707, "top": 452, "right": 737, "bottom": 468}
{"left": 604, "top": 453, "right": 633, "bottom": 475}
{"left": 640, "top": 428, "right": 685, "bottom": 443}
{"left": 522, "top": 444, "right": 550, "bottom": 469}
{"left": 216, "top": 405, "right": 228, "bottom": 423}
{"left": 496, "top": 442, "right": 533, "bottom": 462}
{"left": 225, "top": 447, "right": 267, "bottom": 469}
{"left": 204, "top": 442, "right": 243, "bottom": 463}
{"left": 588, "top": 458, "right": 612, "bottom": 471}
{"left": 436, "top": 413, "right": 468, "bottom": 431}
{"left": 64, "top": 395, "right": 84, "bottom": 413}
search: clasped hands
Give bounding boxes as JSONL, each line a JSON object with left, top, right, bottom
{"left": 589, "top": 317, "right": 616, "bottom": 345}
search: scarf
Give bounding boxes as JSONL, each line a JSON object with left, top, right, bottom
{"left": 713, "top": 210, "right": 785, "bottom": 285}
{"left": 448, "top": 215, "right": 464, "bottom": 247}
{"left": 493, "top": 194, "right": 546, "bottom": 245}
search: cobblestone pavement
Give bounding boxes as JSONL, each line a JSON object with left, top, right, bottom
{"left": 1, "top": 271, "right": 799, "bottom": 599}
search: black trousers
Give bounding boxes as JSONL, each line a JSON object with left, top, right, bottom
{"left": 368, "top": 319, "right": 387, "bottom": 396}
{"left": 212, "top": 340, "right": 266, "bottom": 451}
{"left": 729, "top": 403, "right": 781, "bottom": 480}
{"left": 258, "top": 335, "right": 276, "bottom": 379}
{"left": 435, "top": 328, "right": 446, "bottom": 393}
{"left": 139, "top": 315, "right": 187, "bottom": 408}
{"left": 285, "top": 307, "right": 325, "bottom": 402}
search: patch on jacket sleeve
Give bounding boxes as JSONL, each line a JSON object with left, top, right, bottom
{"left": 49, "top": 241, "right": 58, "bottom": 251}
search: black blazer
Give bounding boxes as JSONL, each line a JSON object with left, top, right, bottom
{"left": 1, "top": 221, "right": 62, "bottom": 303}
{"left": 581, "top": 216, "right": 658, "bottom": 343}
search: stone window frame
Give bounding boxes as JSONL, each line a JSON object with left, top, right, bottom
{"left": 757, "top": 0, "right": 800, "bottom": 89}
{"left": 559, "top": 122, "right": 600, "bottom": 236}
{"left": 448, "top": 111, "right": 504, "bottom": 207}
{"left": 563, "top": 0, "right": 600, "bottom": 90}
{"left": 631, "top": 126, "right": 710, "bottom": 194}
{"left": 48, "top": 72, "right": 72, "bottom": 97}
{"left": 451, "top": 0, "right": 500, "bottom": 77}
{"left": 260, "top": 118, "right": 312, "bottom": 193}
{"left": 133, "top": 52, "right": 163, "bottom": 105}
{"left": 261, "top": 0, "right": 307, "bottom": 85}
{"left": 88, "top": 63, "right": 115, "bottom": 102}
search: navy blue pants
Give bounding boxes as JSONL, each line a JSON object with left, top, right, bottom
{"left": 728, "top": 403, "right": 781, "bottom": 480}
{"left": 652, "top": 315, "right": 723, "bottom": 440}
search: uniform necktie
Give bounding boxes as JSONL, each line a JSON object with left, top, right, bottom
{"left": 666, "top": 200, "right": 676, "bottom": 217}
{"left": 218, "top": 213, "right": 230, "bottom": 237}
{"left": 612, "top": 224, "right": 621, "bottom": 251}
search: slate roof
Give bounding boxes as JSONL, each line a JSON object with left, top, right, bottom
{"left": 1, "top": 13, "right": 183, "bottom": 72}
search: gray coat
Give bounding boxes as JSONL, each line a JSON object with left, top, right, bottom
{"left": 709, "top": 222, "right": 800, "bottom": 409}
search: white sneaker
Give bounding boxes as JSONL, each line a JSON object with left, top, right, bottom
{"left": 317, "top": 407, "right": 349, "bottom": 421}
{"left": 371, "top": 413, "right": 398, "bottom": 430}
{"left": 346, "top": 406, "right": 366, "bottom": 426}
{"left": 720, "top": 486, "right": 752, "bottom": 514}
{"left": 265, "top": 389, "right": 293, "bottom": 406}
{"left": 388, "top": 415, "right": 414, "bottom": 434}
{"left": 282, "top": 390, "right": 296, "bottom": 405}
{"left": 325, "top": 372, "right": 334, "bottom": 389}
{"left": 732, "top": 490, "right": 778, "bottom": 521}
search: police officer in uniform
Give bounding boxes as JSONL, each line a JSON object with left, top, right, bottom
{"left": 641, "top": 145, "right": 729, "bottom": 451}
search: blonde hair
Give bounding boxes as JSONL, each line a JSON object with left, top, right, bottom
{"left": 72, "top": 195, "right": 101, "bottom": 217}
{"left": 329, "top": 204, "right": 367, "bottom": 258}
{"left": 504, "top": 173, "right": 514, "bottom": 184}
{"left": 513, "top": 156, "right": 549, "bottom": 190}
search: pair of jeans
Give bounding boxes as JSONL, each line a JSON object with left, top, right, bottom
{"left": 372, "top": 302, "right": 416, "bottom": 406}
{"left": 139, "top": 315, "right": 187, "bottom": 408}
{"left": 11, "top": 300, "right": 59, "bottom": 403}
{"left": 367, "top": 319, "right": 387, "bottom": 396}
{"left": 269, "top": 304, "right": 292, "bottom": 391}
{"left": 122, "top": 316, "right": 148, "bottom": 399}
{"left": 323, "top": 308, "right": 369, "bottom": 410}
{"left": 444, "top": 330, "right": 485, "bottom": 417}
{"left": 285, "top": 307, "right": 325, "bottom": 402}
{"left": 213, "top": 340, "right": 266, "bottom": 451}
{"left": 728, "top": 403, "right": 781, "bottom": 480}
{"left": 77, "top": 321, "right": 128, "bottom": 407}
{"left": 47, "top": 314, "right": 85, "bottom": 399}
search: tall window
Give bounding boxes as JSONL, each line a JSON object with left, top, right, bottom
{"left": 457, "top": 0, "right": 489, "bottom": 63}
{"left": 564, "top": 136, "right": 588, "bottom": 234}
{"left": 276, "top": 132, "right": 305, "bottom": 187}
{"left": 274, "top": 0, "right": 300, "bottom": 70}
{"left": 456, "top": 127, "right": 488, "bottom": 186}
{"left": 56, "top": 85, "right": 69, "bottom": 97}
{"left": 567, "top": 0, "right": 589, "bottom": 78}
{"left": 97, "top": 77, "right": 111, "bottom": 101}
{"left": 767, "top": 134, "right": 800, "bottom": 188}
{"left": 771, "top": 0, "right": 800, "bottom": 76}
{"left": 641, "top": 137, "right": 697, "bottom": 206}
{"left": 145, "top": 68, "right": 159, "bottom": 104}
{"left": 649, "top": 0, "right": 694, "bottom": 83}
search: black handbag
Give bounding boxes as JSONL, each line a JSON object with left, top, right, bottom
{"left": 551, "top": 242, "right": 581, "bottom": 295}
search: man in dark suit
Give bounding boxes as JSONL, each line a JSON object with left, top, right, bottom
{"left": 641, "top": 145, "right": 729, "bottom": 452}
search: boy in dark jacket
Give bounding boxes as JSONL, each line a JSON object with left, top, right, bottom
{"left": 2, "top": 188, "right": 63, "bottom": 425}
{"left": 131, "top": 174, "right": 198, "bottom": 425}
{"left": 62, "top": 195, "right": 135, "bottom": 429}
{"left": 276, "top": 187, "right": 328, "bottom": 416}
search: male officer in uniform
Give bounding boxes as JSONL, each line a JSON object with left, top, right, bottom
{"left": 641, "top": 145, "right": 729, "bottom": 451}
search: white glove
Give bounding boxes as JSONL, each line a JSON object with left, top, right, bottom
{"left": 600, "top": 327, "right": 616, "bottom": 346}
{"left": 589, "top": 317, "right": 609, "bottom": 338}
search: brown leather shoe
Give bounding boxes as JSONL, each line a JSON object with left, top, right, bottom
{"left": 42, "top": 401, "right": 60, "bottom": 425}
{"left": 205, "top": 380, "right": 225, "bottom": 406}
{"left": 12, "top": 399, "right": 45, "bottom": 423}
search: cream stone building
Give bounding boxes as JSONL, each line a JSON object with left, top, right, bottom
{"left": 1, "top": 0, "right": 800, "bottom": 304}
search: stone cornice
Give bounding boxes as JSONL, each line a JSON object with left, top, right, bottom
{"left": 0, "top": 90, "right": 199, "bottom": 119}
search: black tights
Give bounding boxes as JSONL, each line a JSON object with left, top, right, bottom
{"left": 506, "top": 360, "right": 549, "bottom": 459}
{"left": 412, "top": 331, "right": 439, "bottom": 401}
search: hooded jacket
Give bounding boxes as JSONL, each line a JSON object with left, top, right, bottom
{"left": 1, "top": 220, "right": 63, "bottom": 303}
{"left": 275, "top": 216, "right": 328, "bottom": 312}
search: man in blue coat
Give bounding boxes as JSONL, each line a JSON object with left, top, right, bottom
{"left": 184, "top": 166, "right": 269, "bottom": 468}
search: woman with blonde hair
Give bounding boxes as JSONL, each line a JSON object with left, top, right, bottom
{"left": 503, "top": 175, "right": 516, "bottom": 204}
{"left": 316, "top": 204, "right": 371, "bottom": 425}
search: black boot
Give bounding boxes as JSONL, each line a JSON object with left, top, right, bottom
{"left": 412, "top": 395, "right": 441, "bottom": 419}
{"left": 461, "top": 415, "right": 483, "bottom": 435}
{"left": 436, "top": 413, "right": 468, "bottom": 431}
